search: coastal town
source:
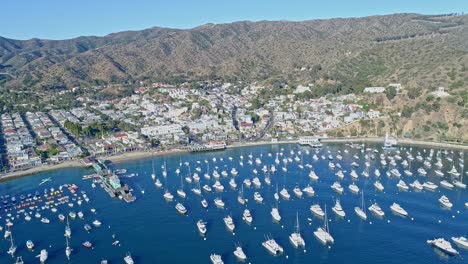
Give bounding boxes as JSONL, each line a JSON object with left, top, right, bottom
{"left": 0, "top": 81, "right": 408, "bottom": 175}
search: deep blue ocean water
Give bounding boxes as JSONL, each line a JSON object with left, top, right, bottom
{"left": 0, "top": 143, "right": 466, "bottom": 264}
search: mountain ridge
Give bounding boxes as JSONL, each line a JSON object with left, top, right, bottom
{"left": 0, "top": 13, "right": 467, "bottom": 91}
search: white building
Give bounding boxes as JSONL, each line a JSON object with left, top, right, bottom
{"left": 430, "top": 87, "right": 450, "bottom": 98}
{"left": 367, "top": 109, "right": 380, "bottom": 119}
{"left": 364, "top": 87, "right": 386, "bottom": 93}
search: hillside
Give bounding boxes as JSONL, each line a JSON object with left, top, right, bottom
{"left": 0, "top": 13, "right": 467, "bottom": 92}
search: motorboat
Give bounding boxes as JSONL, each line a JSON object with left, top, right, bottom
{"left": 332, "top": 199, "right": 346, "bottom": 217}
{"left": 348, "top": 183, "right": 359, "bottom": 194}
{"left": 331, "top": 182, "right": 344, "bottom": 194}
{"left": 243, "top": 209, "right": 253, "bottom": 224}
{"left": 451, "top": 237, "right": 468, "bottom": 249}
{"left": 302, "top": 185, "right": 315, "bottom": 196}
{"left": 254, "top": 192, "right": 264, "bottom": 203}
{"left": 175, "top": 203, "right": 187, "bottom": 214}
{"left": 410, "top": 180, "right": 424, "bottom": 191}
{"left": 374, "top": 181, "right": 384, "bottom": 192}
{"left": 423, "top": 181, "right": 438, "bottom": 191}
{"left": 396, "top": 180, "right": 409, "bottom": 191}
{"left": 271, "top": 207, "right": 282, "bottom": 222}
{"left": 210, "top": 254, "right": 224, "bottom": 264}
{"left": 390, "top": 203, "right": 408, "bottom": 216}
{"left": 223, "top": 215, "right": 235, "bottom": 232}
{"left": 214, "top": 198, "right": 225, "bottom": 208}
{"left": 197, "top": 220, "right": 207, "bottom": 235}
{"left": 440, "top": 180, "right": 454, "bottom": 189}
{"left": 233, "top": 246, "right": 247, "bottom": 261}
{"left": 368, "top": 203, "right": 385, "bottom": 217}
{"left": 310, "top": 204, "right": 325, "bottom": 218}
{"left": 438, "top": 195, "right": 453, "bottom": 208}
{"left": 279, "top": 188, "right": 290, "bottom": 200}
{"left": 427, "top": 238, "right": 458, "bottom": 255}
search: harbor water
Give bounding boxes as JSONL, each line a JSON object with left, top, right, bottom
{"left": 0, "top": 143, "right": 466, "bottom": 263}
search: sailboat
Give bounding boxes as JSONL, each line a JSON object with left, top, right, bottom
{"left": 65, "top": 216, "right": 72, "bottom": 238}
{"left": 7, "top": 231, "right": 17, "bottom": 256}
{"left": 237, "top": 185, "right": 246, "bottom": 205}
{"left": 177, "top": 173, "right": 186, "bottom": 198}
{"left": 151, "top": 161, "right": 156, "bottom": 180}
{"left": 162, "top": 162, "right": 167, "bottom": 178}
{"left": 15, "top": 257, "right": 24, "bottom": 264}
{"left": 314, "top": 205, "right": 334, "bottom": 244}
{"left": 289, "top": 212, "right": 305, "bottom": 248}
{"left": 65, "top": 236, "right": 72, "bottom": 260}
{"left": 274, "top": 184, "right": 279, "bottom": 201}
{"left": 354, "top": 190, "right": 367, "bottom": 220}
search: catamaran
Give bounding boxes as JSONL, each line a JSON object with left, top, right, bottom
{"left": 289, "top": 212, "right": 305, "bottom": 247}
{"left": 262, "top": 236, "right": 284, "bottom": 255}
{"left": 314, "top": 205, "right": 334, "bottom": 244}
{"left": 354, "top": 191, "right": 367, "bottom": 220}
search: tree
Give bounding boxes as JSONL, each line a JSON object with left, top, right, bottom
{"left": 386, "top": 86, "right": 397, "bottom": 100}
{"left": 182, "top": 125, "right": 190, "bottom": 135}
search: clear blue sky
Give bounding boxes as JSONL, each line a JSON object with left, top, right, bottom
{"left": 2, "top": 0, "right": 467, "bottom": 40}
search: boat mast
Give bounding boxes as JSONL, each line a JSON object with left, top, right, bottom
{"left": 295, "top": 212, "right": 300, "bottom": 234}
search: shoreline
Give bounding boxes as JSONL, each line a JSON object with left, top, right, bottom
{"left": 0, "top": 137, "right": 466, "bottom": 181}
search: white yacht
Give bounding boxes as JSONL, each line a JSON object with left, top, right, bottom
{"left": 229, "top": 178, "right": 237, "bottom": 189}
{"left": 203, "top": 184, "right": 212, "bottom": 193}
{"left": 348, "top": 183, "right": 360, "bottom": 194}
{"left": 440, "top": 180, "right": 454, "bottom": 189}
{"left": 331, "top": 181, "right": 344, "bottom": 194}
{"left": 410, "top": 180, "right": 424, "bottom": 191}
{"left": 280, "top": 188, "right": 290, "bottom": 200}
{"left": 448, "top": 166, "right": 460, "bottom": 177}
{"left": 332, "top": 199, "right": 346, "bottom": 217}
{"left": 213, "top": 181, "right": 225, "bottom": 192}
{"left": 310, "top": 204, "right": 325, "bottom": 218}
{"left": 210, "top": 254, "right": 224, "bottom": 264}
{"left": 292, "top": 186, "right": 303, "bottom": 198}
{"left": 223, "top": 215, "right": 235, "bottom": 232}
{"left": 314, "top": 207, "right": 334, "bottom": 244}
{"left": 36, "top": 249, "right": 48, "bottom": 263}
{"left": 163, "top": 190, "right": 174, "bottom": 201}
{"left": 230, "top": 168, "right": 238, "bottom": 176}
{"left": 233, "top": 246, "right": 247, "bottom": 261}
{"left": 302, "top": 185, "right": 315, "bottom": 196}
{"left": 374, "top": 169, "right": 381, "bottom": 177}
{"left": 243, "top": 209, "right": 253, "bottom": 224}
{"left": 374, "top": 181, "right": 384, "bottom": 192}
{"left": 390, "top": 203, "right": 408, "bottom": 217}
{"left": 417, "top": 168, "right": 427, "bottom": 176}
{"left": 289, "top": 212, "right": 305, "bottom": 248}
{"left": 271, "top": 207, "right": 282, "bottom": 222}
{"left": 439, "top": 195, "right": 453, "bottom": 208}
{"left": 252, "top": 177, "right": 262, "bottom": 188}
{"left": 452, "top": 179, "right": 466, "bottom": 189}
{"left": 404, "top": 169, "right": 413, "bottom": 176}
{"left": 175, "top": 203, "right": 187, "bottom": 214}
{"left": 262, "top": 237, "right": 284, "bottom": 256}
{"left": 423, "top": 181, "right": 438, "bottom": 191}
{"left": 254, "top": 192, "right": 264, "bottom": 203}
{"left": 243, "top": 179, "right": 252, "bottom": 188}
{"left": 427, "top": 238, "right": 459, "bottom": 255}
{"left": 335, "top": 170, "right": 344, "bottom": 180}
{"left": 154, "top": 177, "right": 163, "bottom": 188}
{"left": 355, "top": 191, "right": 367, "bottom": 220}
{"left": 396, "top": 180, "right": 409, "bottom": 191}
{"left": 390, "top": 168, "right": 401, "bottom": 178}
{"left": 214, "top": 198, "right": 225, "bottom": 208}
{"left": 197, "top": 220, "right": 207, "bottom": 235}
{"left": 201, "top": 199, "right": 208, "bottom": 208}
{"left": 451, "top": 237, "right": 468, "bottom": 249}
{"left": 368, "top": 203, "right": 385, "bottom": 217}
{"left": 435, "top": 170, "right": 444, "bottom": 177}
{"left": 309, "top": 171, "right": 319, "bottom": 181}
{"left": 350, "top": 169, "right": 359, "bottom": 180}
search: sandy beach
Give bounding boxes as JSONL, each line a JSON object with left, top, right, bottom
{"left": 0, "top": 137, "right": 465, "bottom": 181}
